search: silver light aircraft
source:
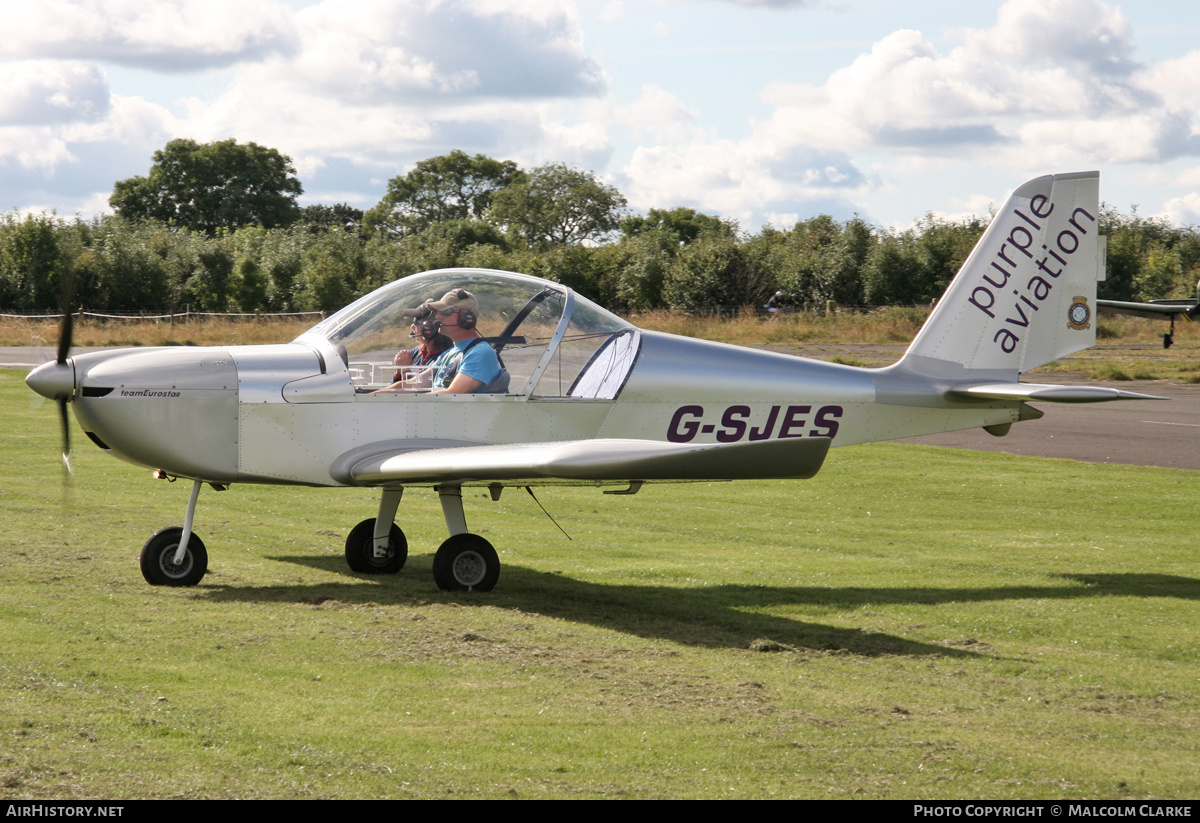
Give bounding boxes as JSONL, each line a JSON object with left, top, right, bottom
{"left": 1098, "top": 293, "right": 1200, "bottom": 349}
{"left": 26, "top": 171, "right": 1158, "bottom": 592}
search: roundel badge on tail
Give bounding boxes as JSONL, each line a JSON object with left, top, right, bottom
{"left": 1068, "top": 296, "right": 1091, "bottom": 330}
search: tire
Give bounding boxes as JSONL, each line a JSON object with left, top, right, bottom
{"left": 432, "top": 534, "right": 499, "bottom": 592}
{"left": 344, "top": 518, "right": 407, "bottom": 574}
{"left": 140, "top": 527, "right": 208, "bottom": 587}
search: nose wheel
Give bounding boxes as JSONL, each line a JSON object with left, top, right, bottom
{"left": 140, "top": 527, "right": 208, "bottom": 586}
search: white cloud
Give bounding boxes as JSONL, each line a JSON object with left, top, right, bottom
{"left": 0, "top": 129, "right": 77, "bottom": 175}
{"left": 756, "top": 0, "right": 1157, "bottom": 158}
{"left": 0, "top": 62, "right": 110, "bottom": 127}
{"left": 611, "top": 85, "right": 700, "bottom": 142}
{"left": 621, "top": 139, "right": 869, "bottom": 226}
{"left": 1139, "top": 50, "right": 1200, "bottom": 117}
{"left": 619, "top": 0, "right": 1200, "bottom": 226}
{"left": 969, "top": 0, "right": 1138, "bottom": 77}
{"left": 0, "top": 0, "right": 1196, "bottom": 230}
{"left": 0, "top": 92, "right": 178, "bottom": 212}
{"left": 281, "top": 0, "right": 605, "bottom": 102}
{"left": 0, "top": 0, "right": 299, "bottom": 71}
{"left": 163, "top": 0, "right": 613, "bottom": 194}
{"left": 1158, "top": 192, "right": 1200, "bottom": 226}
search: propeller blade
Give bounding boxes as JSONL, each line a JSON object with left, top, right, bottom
{"left": 57, "top": 307, "right": 73, "bottom": 364}
{"left": 56, "top": 265, "right": 75, "bottom": 364}
{"left": 57, "top": 395, "right": 73, "bottom": 477}
{"left": 56, "top": 267, "right": 76, "bottom": 473}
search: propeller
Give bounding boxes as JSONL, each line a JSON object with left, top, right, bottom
{"left": 56, "top": 280, "right": 74, "bottom": 474}
{"left": 25, "top": 269, "right": 77, "bottom": 477}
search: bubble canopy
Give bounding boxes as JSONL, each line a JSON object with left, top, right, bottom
{"left": 296, "top": 268, "right": 640, "bottom": 399}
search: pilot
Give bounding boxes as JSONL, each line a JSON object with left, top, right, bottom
{"left": 424, "top": 289, "right": 502, "bottom": 394}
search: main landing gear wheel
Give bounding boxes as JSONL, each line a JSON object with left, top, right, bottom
{"left": 344, "top": 518, "right": 407, "bottom": 574}
{"left": 140, "top": 527, "right": 208, "bottom": 587}
{"left": 432, "top": 534, "right": 500, "bottom": 592}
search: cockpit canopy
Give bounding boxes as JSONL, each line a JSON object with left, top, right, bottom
{"left": 297, "top": 268, "right": 641, "bottom": 399}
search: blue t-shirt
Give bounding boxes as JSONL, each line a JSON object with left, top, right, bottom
{"left": 432, "top": 338, "right": 501, "bottom": 392}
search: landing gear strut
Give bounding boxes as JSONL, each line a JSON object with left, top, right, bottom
{"left": 431, "top": 485, "right": 500, "bottom": 592}
{"left": 141, "top": 478, "right": 209, "bottom": 586}
{"left": 345, "top": 488, "right": 408, "bottom": 574}
{"left": 342, "top": 485, "right": 500, "bottom": 591}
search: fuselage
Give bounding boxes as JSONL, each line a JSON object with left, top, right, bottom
{"left": 37, "top": 331, "right": 1020, "bottom": 488}
{"left": 27, "top": 267, "right": 1025, "bottom": 487}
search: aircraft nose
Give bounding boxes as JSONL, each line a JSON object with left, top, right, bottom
{"left": 26, "top": 359, "right": 75, "bottom": 401}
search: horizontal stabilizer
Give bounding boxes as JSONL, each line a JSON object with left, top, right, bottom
{"left": 350, "top": 436, "right": 831, "bottom": 485}
{"left": 951, "top": 382, "right": 1167, "bottom": 403}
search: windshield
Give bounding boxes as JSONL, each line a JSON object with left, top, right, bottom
{"left": 297, "top": 268, "right": 638, "bottom": 398}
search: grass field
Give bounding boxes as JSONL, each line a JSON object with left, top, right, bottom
{"left": 1, "top": 369, "right": 1198, "bottom": 799}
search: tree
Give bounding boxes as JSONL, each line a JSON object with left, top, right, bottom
{"left": 613, "top": 209, "right": 735, "bottom": 312}
{"left": 300, "top": 203, "right": 364, "bottom": 234}
{"left": 364, "top": 151, "right": 524, "bottom": 237}
{"left": 663, "top": 233, "right": 764, "bottom": 313}
{"left": 1100, "top": 207, "right": 1188, "bottom": 302}
{"left": 488, "top": 163, "right": 627, "bottom": 249}
{"left": 769, "top": 215, "right": 872, "bottom": 307}
{"left": 110, "top": 139, "right": 303, "bottom": 235}
{"left": 620, "top": 207, "right": 735, "bottom": 244}
{"left": 0, "top": 212, "right": 69, "bottom": 311}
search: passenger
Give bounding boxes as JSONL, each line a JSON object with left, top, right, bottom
{"left": 393, "top": 316, "right": 452, "bottom": 382}
{"left": 425, "top": 289, "right": 502, "bottom": 394}
{"left": 375, "top": 307, "right": 452, "bottom": 392}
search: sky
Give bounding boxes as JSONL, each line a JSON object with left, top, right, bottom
{"left": 2, "top": 0, "right": 1199, "bottom": 232}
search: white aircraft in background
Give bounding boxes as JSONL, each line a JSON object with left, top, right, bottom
{"left": 26, "top": 171, "right": 1158, "bottom": 592}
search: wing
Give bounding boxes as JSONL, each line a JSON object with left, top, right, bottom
{"left": 1098, "top": 299, "right": 1200, "bottom": 321}
{"left": 349, "top": 437, "right": 831, "bottom": 486}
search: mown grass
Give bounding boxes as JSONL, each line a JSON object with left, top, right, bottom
{"left": 1, "top": 372, "right": 1197, "bottom": 799}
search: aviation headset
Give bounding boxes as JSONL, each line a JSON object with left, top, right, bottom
{"left": 444, "top": 289, "right": 477, "bottom": 330}
{"left": 411, "top": 318, "right": 441, "bottom": 341}
{"left": 425, "top": 289, "right": 477, "bottom": 331}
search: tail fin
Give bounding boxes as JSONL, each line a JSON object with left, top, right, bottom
{"left": 904, "top": 171, "right": 1104, "bottom": 375}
